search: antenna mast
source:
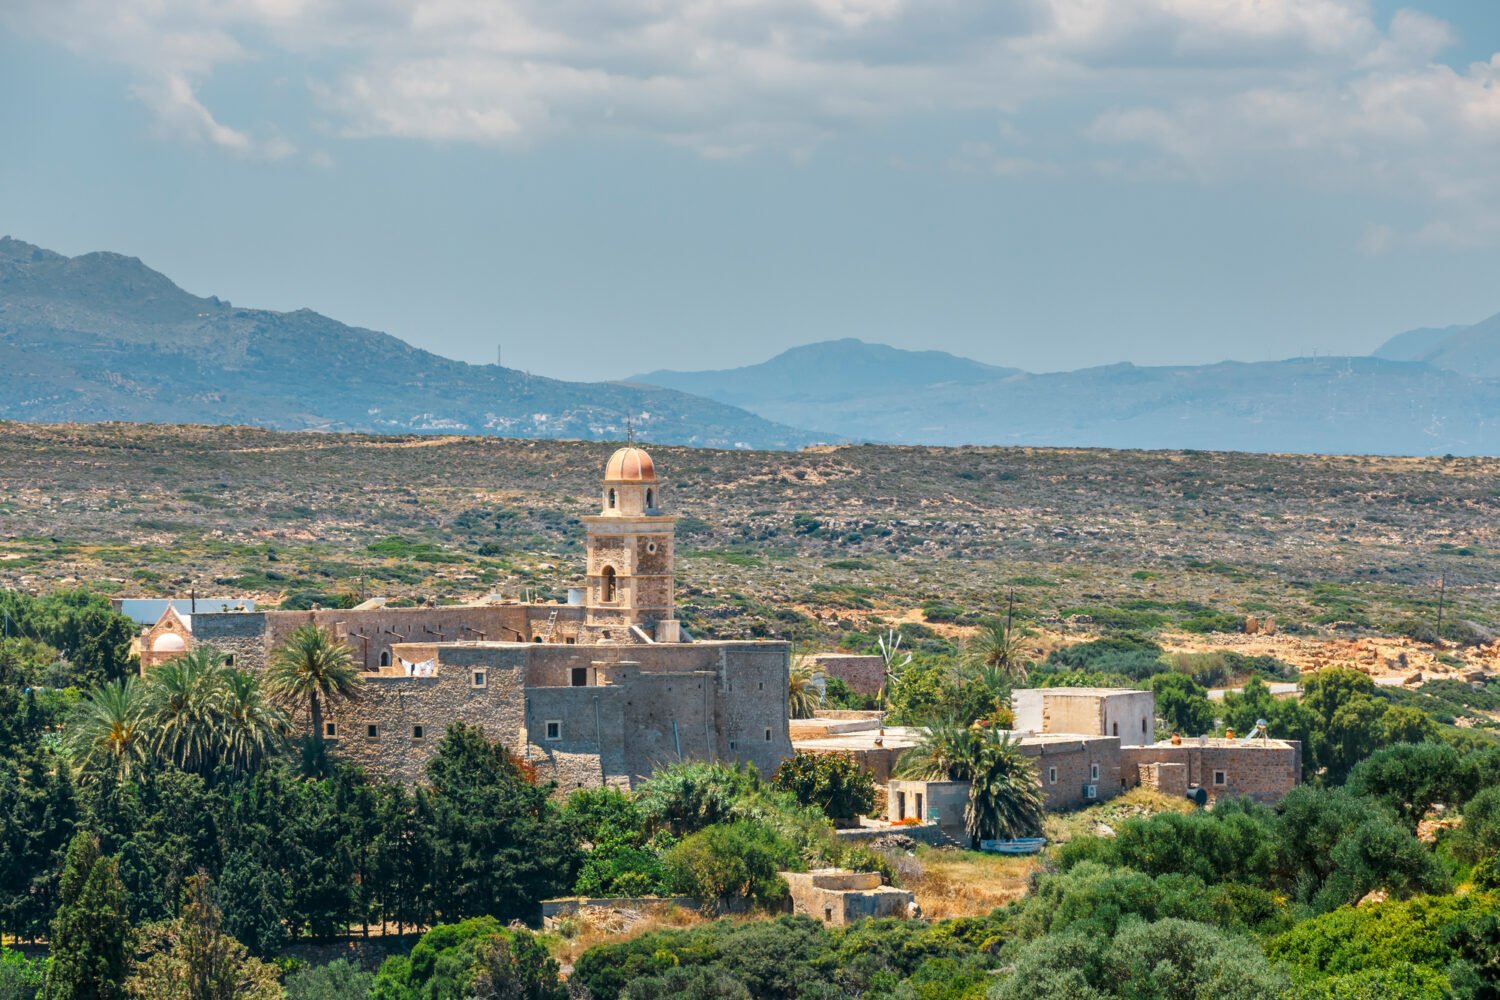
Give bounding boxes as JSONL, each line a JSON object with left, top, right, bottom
{"left": 1436, "top": 570, "right": 1447, "bottom": 640}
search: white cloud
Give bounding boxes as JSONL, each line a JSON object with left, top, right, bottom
{"left": 4, "top": 0, "right": 1499, "bottom": 239}
{"left": 132, "top": 74, "right": 284, "bottom": 157}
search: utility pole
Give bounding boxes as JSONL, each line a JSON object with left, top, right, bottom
{"left": 1436, "top": 570, "right": 1447, "bottom": 641}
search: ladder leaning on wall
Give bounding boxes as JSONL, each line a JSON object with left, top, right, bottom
{"left": 538, "top": 609, "right": 559, "bottom": 642}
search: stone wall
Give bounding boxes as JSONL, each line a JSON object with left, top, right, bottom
{"left": 1122, "top": 739, "right": 1300, "bottom": 804}
{"left": 319, "top": 639, "right": 791, "bottom": 789}
{"left": 1137, "top": 761, "right": 1189, "bottom": 798}
{"left": 191, "top": 611, "right": 270, "bottom": 672}
{"left": 327, "top": 645, "right": 530, "bottom": 785}
{"left": 800, "top": 743, "right": 905, "bottom": 783}
{"left": 803, "top": 654, "right": 885, "bottom": 697}
{"left": 1024, "top": 735, "right": 1124, "bottom": 809}
{"left": 192, "top": 604, "right": 589, "bottom": 673}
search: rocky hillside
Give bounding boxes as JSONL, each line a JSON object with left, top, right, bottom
{"left": 0, "top": 238, "right": 819, "bottom": 449}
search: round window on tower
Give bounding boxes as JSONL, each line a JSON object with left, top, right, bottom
{"left": 646, "top": 541, "right": 658, "bottom": 554}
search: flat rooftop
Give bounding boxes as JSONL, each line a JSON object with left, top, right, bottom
{"left": 792, "top": 727, "right": 928, "bottom": 753}
{"left": 1019, "top": 687, "right": 1149, "bottom": 697}
{"left": 1146, "top": 737, "right": 1297, "bottom": 750}
{"left": 792, "top": 727, "right": 1114, "bottom": 753}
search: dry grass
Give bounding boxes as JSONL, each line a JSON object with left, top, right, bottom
{"left": 543, "top": 902, "right": 718, "bottom": 970}
{"left": 1043, "top": 788, "right": 1196, "bottom": 845}
{"left": 897, "top": 846, "right": 1038, "bottom": 920}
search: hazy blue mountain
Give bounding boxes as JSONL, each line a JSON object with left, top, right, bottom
{"left": 1409, "top": 312, "right": 1500, "bottom": 379}
{"left": 0, "top": 237, "right": 819, "bottom": 449}
{"left": 632, "top": 340, "right": 1500, "bottom": 455}
{"left": 1373, "top": 325, "right": 1465, "bottom": 362}
{"left": 1374, "top": 312, "right": 1500, "bottom": 377}
{"left": 633, "top": 339, "right": 1016, "bottom": 408}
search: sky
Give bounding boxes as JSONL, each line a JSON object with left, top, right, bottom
{"left": 2, "top": 1, "right": 1499, "bottom": 382}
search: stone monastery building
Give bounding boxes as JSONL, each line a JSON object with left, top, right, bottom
{"left": 192, "top": 446, "right": 794, "bottom": 787}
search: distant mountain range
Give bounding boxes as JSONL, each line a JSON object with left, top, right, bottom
{"left": 634, "top": 321, "right": 1500, "bottom": 455}
{"left": 0, "top": 238, "right": 816, "bottom": 449}
{"left": 5, "top": 235, "right": 1500, "bottom": 456}
{"left": 1373, "top": 312, "right": 1500, "bottom": 378}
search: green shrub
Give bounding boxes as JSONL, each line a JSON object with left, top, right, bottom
{"left": 663, "top": 822, "right": 799, "bottom": 909}
{"left": 574, "top": 840, "right": 674, "bottom": 898}
{"left": 991, "top": 919, "right": 1290, "bottom": 1000}
{"left": 1345, "top": 743, "right": 1471, "bottom": 831}
{"left": 771, "top": 753, "right": 877, "bottom": 822}
{"left": 285, "top": 959, "right": 373, "bottom": 1000}
{"left": 1044, "top": 636, "right": 1165, "bottom": 680}
{"left": 1268, "top": 892, "right": 1500, "bottom": 992}
{"left": 371, "top": 918, "right": 563, "bottom": 1000}
{"left": 636, "top": 762, "right": 761, "bottom": 837}
{"left": 1057, "top": 802, "right": 1278, "bottom": 888}
{"left": 0, "top": 948, "right": 44, "bottom": 1000}
{"left": 1149, "top": 673, "right": 1215, "bottom": 737}
{"left": 1276, "top": 786, "right": 1450, "bottom": 912}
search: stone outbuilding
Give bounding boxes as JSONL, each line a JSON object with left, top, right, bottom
{"left": 781, "top": 869, "right": 915, "bottom": 926}
{"left": 1122, "top": 736, "right": 1301, "bottom": 804}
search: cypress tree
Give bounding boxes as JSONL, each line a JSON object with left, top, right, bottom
{"left": 44, "top": 831, "right": 129, "bottom": 1000}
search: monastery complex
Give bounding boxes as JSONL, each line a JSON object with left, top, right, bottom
{"left": 129, "top": 445, "right": 1301, "bottom": 812}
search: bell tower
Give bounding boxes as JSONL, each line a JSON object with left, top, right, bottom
{"left": 582, "top": 446, "right": 679, "bottom": 643}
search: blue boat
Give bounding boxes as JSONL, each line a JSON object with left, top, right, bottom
{"left": 978, "top": 837, "right": 1047, "bottom": 855}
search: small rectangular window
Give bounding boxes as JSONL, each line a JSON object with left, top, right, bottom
{"left": 224, "top": 654, "right": 235, "bottom": 667}
{"left": 325, "top": 722, "right": 337, "bottom": 738}
{"left": 729, "top": 740, "right": 737, "bottom": 751}
{"left": 1090, "top": 763, "right": 1100, "bottom": 781}
{"left": 765, "top": 728, "right": 772, "bottom": 741}
{"left": 366, "top": 724, "right": 379, "bottom": 738}
{"left": 412, "top": 725, "right": 425, "bottom": 739}
{"left": 1048, "top": 767, "right": 1058, "bottom": 785}
{"left": 472, "top": 670, "right": 487, "bottom": 689}
{"left": 1214, "top": 770, "right": 1227, "bottom": 787}
{"left": 571, "top": 667, "right": 588, "bottom": 687}
{"left": 545, "top": 720, "right": 561, "bottom": 741}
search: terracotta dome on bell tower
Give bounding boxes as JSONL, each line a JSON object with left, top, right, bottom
{"left": 583, "top": 444, "right": 679, "bottom": 642}
{"left": 604, "top": 446, "right": 657, "bottom": 484}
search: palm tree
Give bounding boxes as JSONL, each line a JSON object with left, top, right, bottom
{"left": 963, "top": 729, "right": 1045, "bottom": 843}
{"left": 895, "top": 722, "right": 1044, "bottom": 844}
{"left": 788, "top": 658, "right": 822, "bottom": 720}
{"left": 147, "top": 647, "right": 230, "bottom": 773}
{"left": 221, "top": 669, "right": 291, "bottom": 776}
{"left": 66, "top": 677, "right": 151, "bottom": 781}
{"left": 963, "top": 619, "right": 1029, "bottom": 685}
{"left": 265, "top": 624, "right": 361, "bottom": 748}
{"left": 893, "top": 719, "right": 978, "bottom": 782}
